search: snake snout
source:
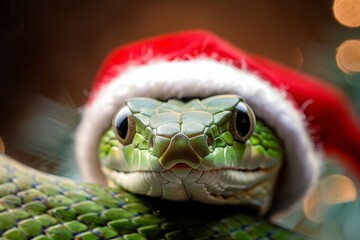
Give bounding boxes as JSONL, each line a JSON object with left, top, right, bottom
{"left": 159, "top": 133, "right": 204, "bottom": 169}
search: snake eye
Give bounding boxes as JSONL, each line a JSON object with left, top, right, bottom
{"left": 230, "top": 101, "right": 256, "bottom": 142}
{"left": 112, "top": 106, "right": 136, "bottom": 145}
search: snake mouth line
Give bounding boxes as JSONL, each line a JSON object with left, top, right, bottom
{"left": 110, "top": 165, "right": 264, "bottom": 174}
{"left": 170, "top": 163, "right": 263, "bottom": 172}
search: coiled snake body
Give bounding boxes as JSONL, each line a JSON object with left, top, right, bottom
{"left": 0, "top": 95, "right": 306, "bottom": 239}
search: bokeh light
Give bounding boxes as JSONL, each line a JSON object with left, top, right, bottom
{"left": 0, "top": 137, "right": 4, "bottom": 153}
{"left": 303, "top": 174, "right": 357, "bottom": 223}
{"left": 320, "top": 174, "right": 357, "bottom": 205}
{"left": 333, "top": 0, "right": 360, "bottom": 27}
{"left": 304, "top": 189, "right": 322, "bottom": 222}
{"left": 336, "top": 40, "right": 360, "bottom": 73}
{"left": 293, "top": 45, "right": 304, "bottom": 71}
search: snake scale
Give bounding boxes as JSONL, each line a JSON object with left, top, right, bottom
{"left": 0, "top": 95, "right": 306, "bottom": 239}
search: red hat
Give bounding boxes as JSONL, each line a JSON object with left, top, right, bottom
{"left": 76, "top": 30, "right": 360, "bottom": 216}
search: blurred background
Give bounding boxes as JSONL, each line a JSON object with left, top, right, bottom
{"left": 0, "top": 0, "right": 360, "bottom": 239}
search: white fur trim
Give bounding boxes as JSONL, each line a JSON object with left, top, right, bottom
{"left": 75, "top": 58, "right": 321, "bottom": 216}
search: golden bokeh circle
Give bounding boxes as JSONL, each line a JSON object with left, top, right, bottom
{"left": 0, "top": 137, "right": 4, "bottom": 154}
{"left": 336, "top": 40, "right": 360, "bottom": 74}
{"left": 320, "top": 174, "right": 357, "bottom": 205}
{"left": 333, "top": 0, "right": 360, "bottom": 27}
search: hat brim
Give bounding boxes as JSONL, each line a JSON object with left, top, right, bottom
{"left": 76, "top": 58, "right": 321, "bottom": 217}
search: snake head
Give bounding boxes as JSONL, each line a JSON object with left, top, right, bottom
{"left": 98, "top": 95, "right": 283, "bottom": 215}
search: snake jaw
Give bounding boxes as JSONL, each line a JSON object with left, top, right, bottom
{"left": 102, "top": 165, "right": 280, "bottom": 215}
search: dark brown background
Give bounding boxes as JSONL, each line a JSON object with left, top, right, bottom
{"left": 0, "top": 0, "right": 358, "bottom": 156}
{"left": 1, "top": 2, "right": 360, "bottom": 238}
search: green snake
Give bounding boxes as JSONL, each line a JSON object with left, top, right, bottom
{"left": 0, "top": 95, "right": 306, "bottom": 239}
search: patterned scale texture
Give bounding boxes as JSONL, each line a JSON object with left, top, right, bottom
{"left": 0, "top": 155, "right": 306, "bottom": 240}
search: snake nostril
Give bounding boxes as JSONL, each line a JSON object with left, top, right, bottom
{"left": 207, "top": 135, "right": 214, "bottom": 147}
{"left": 149, "top": 136, "right": 155, "bottom": 149}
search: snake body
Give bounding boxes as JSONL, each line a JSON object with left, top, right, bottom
{"left": 0, "top": 95, "right": 307, "bottom": 239}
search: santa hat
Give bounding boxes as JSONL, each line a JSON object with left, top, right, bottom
{"left": 75, "top": 30, "right": 360, "bottom": 216}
